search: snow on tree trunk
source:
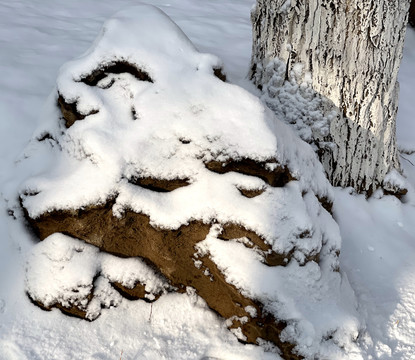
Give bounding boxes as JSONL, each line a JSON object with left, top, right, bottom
{"left": 251, "top": 0, "right": 410, "bottom": 194}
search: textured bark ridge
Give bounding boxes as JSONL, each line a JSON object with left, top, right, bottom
{"left": 251, "top": 0, "right": 410, "bottom": 194}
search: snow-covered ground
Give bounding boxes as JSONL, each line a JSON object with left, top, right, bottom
{"left": 334, "top": 25, "right": 415, "bottom": 360}
{"left": 0, "top": 1, "right": 414, "bottom": 359}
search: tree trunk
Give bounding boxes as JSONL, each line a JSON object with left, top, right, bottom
{"left": 251, "top": 0, "right": 410, "bottom": 194}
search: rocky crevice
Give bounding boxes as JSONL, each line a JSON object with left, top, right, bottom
{"left": 79, "top": 60, "right": 154, "bottom": 86}
{"left": 58, "top": 94, "right": 98, "bottom": 128}
{"left": 127, "top": 176, "right": 191, "bottom": 192}
{"left": 205, "top": 159, "right": 294, "bottom": 187}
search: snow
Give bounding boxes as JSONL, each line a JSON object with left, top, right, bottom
{"left": 14, "top": 5, "right": 358, "bottom": 358}
{"left": 383, "top": 168, "right": 408, "bottom": 193}
{"left": 0, "top": 1, "right": 415, "bottom": 360}
{"left": 397, "top": 27, "right": 415, "bottom": 155}
{"left": 196, "top": 226, "right": 360, "bottom": 358}
{"left": 26, "top": 233, "right": 170, "bottom": 319}
{"left": 334, "top": 188, "right": 415, "bottom": 359}
{"left": 259, "top": 58, "right": 334, "bottom": 146}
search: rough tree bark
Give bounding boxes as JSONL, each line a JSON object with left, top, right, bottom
{"left": 251, "top": 0, "right": 410, "bottom": 194}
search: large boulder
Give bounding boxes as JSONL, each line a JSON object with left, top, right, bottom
{"left": 19, "top": 5, "right": 360, "bottom": 359}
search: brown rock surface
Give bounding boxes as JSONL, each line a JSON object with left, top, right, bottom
{"left": 58, "top": 94, "right": 98, "bottom": 128}
{"left": 28, "top": 292, "right": 93, "bottom": 320}
{"left": 111, "top": 281, "right": 160, "bottom": 302}
{"left": 205, "top": 159, "right": 294, "bottom": 187}
{"left": 127, "top": 176, "right": 190, "bottom": 192}
{"left": 24, "top": 198, "right": 305, "bottom": 359}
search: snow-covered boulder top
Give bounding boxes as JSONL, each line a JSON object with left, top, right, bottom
{"left": 21, "top": 4, "right": 331, "bottom": 238}
{"left": 19, "top": 6, "right": 360, "bottom": 359}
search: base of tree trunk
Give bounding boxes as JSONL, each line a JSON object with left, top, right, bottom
{"left": 250, "top": 0, "right": 411, "bottom": 195}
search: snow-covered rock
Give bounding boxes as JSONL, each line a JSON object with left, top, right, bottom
{"left": 26, "top": 233, "right": 169, "bottom": 320}
{"left": 20, "top": 5, "right": 360, "bottom": 359}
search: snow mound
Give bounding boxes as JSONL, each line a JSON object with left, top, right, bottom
{"left": 19, "top": 4, "right": 361, "bottom": 359}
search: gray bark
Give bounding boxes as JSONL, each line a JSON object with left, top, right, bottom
{"left": 251, "top": 0, "right": 410, "bottom": 194}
